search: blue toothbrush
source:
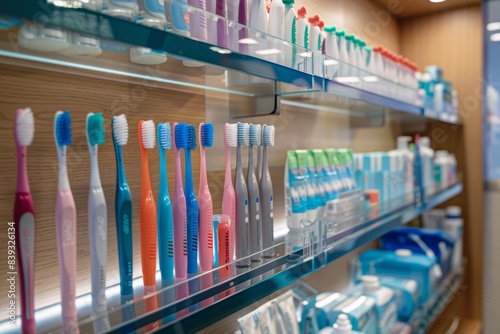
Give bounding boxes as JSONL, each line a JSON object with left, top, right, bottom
{"left": 185, "top": 124, "right": 200, "bottom": 310}
{"left": 157, "top": 123, "right": 176, "bottom": 323}
{"left": 111, "top": 115, "right": 136, "bottom": 326}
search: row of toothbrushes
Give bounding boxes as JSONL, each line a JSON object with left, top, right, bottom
{"left": 13, "top": 108, "right": 276, "bottom": 333}
{"left": 285, "top": 148, "right": 358, "bottom": 230}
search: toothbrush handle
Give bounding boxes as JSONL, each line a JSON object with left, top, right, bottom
{"left": 115, "top": 189, "right": 134, "bottom": 297}
{"left": 14, "top": 192, "right": 36, "bottom": 334}
{"left": 235, "top": 168, "right": 250, "bottom": 267}
{"left": 88, "top": 189, "right": 110, "bottom": 333}
{"left": 158, "top": 195, "right": 174, "bottom": 282}
{"left": 186, "top": 194, "right": 199, "bottom": 275}
{"left": 198, "top": 187, "right": 214, "bottom": 306}
{"left": 260, "top": 160, "right": 274, "bottom": 259}
{"left": 173, "top": 191, "right": 187, "bottom": 279}
{"left": 56, "top": 190, "right": 79, "bottom": 334}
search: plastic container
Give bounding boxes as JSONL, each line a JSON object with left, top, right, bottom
{"left": 443, "top": 206, "right": 463, "bottom": 270}
{"left": 330, "top": 295, "right": 377, "bottom": 334}
{"left": 360, "top": 276, "right": 398, "bottom": 334}
{"left": 315, "top": 292, "right": 348, "bottom": 329}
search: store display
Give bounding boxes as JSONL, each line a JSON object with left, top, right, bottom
{"left": 14, "top": 108, "right": 36, "bottom": 334}
{"left": 198, "top": 123, "right": 215, "bottom": 307}
{"left": 111, "top": 114, "right": 135, "bottom": 320}
{"left": 86, "top": 112, "right": 111, "bottom": 332}
{"left": 157, "top": 122, "right": 176, "bottom": 322}
{"left": 235, "top": 122, "right": 251, "bottom": 279}
{"left": 54, "top": 111, "right": 79, "bottom": 333}
{"left": 138, "top": 119, "right": 160, "bottom": 330}
{"left": 172, "top": 122, "right": 189, "bottom": 316}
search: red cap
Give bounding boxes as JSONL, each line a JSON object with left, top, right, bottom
{"left": 318, "top": 21, "right": 325, "bottom": 30}
{"left": 266, "top": 3, "right": 270, "bottom": 13}
{"left": 297, "top": 6, "right": 307, "bottom": 18}
{"left": 308, "top": 15, "right": 320, "bottom": 25}
{"left": 365, "top": 190, "right": 379, "bottom": 204}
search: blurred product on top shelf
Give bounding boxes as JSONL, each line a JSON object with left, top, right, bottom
{"left": 418, "top": 65, "right": 459, "bottom": 121}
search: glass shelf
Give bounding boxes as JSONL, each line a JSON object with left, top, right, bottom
{"left": 0, "top": 0, "right": 460, "bottom": 123}
{"left": 0, "top": 182, "right": 461, "bottom": 333}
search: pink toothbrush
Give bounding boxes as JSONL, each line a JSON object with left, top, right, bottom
{"left": 172, "top": 123, "right": 189, "bottom": 316}
{"left": 222, "top": 124, "right": 237, "bottom": 261}
{"left": 13, "top": 108, "right": 36, "bottom": 334}
{"left": 54, "top": 111, "right": 79, "bottom": 333}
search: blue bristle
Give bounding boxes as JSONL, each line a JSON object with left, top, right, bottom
{"left": 87, "top": 113, "right": 105, "bottom": 145}
{"left": 187, "top": 124, "right": 197, "bottom": 150}
{"left": 201, "top": 123, "right": 214, "bottom": 148}
{"left": 56, "top": 111, "right": 72, "bottom": 146}
{"left": 160, "top": 123, "right": 172, "bottom": 149}
{"left": 249, "top": 124, "right": 261, "bottom": 146}
{"left": 175, "top": 123, "right": 188, "bottom": 149}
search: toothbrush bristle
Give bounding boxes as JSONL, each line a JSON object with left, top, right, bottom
{"left": 141, "top": 120, "right": 156, "bottom": 149}
{"left": 160, "top": 122, "right": 172, "bottom": 149}
{"left": 263, "top": 125, "right": 275, "bottom": 147}
{"left": 112, "top": 114, "right": 129, "bottom": 146}
{"left": 237, "top": 122, "right": 249, "bottom": 146}
{"left": 200, "top": 123, "right": 214, "bottom": 148}
{"left": 225, "top": 123, "right": 238, "bottom": 148}
{"left": 175, "top": 122, "right": 188, "bottom": 149}
{"left": 55, "top": 111, "right": 72, "bottom": 146}
{"left": 187, "top": 124, "right": 197, "bottom": 150}
{"left": 86, "top": 112, "right": 105, "bottom": 146}
{"left": 15, "top": 108, "right": 34, "bottom": 147}
{"left": 249, "top": 124, "right": 261, "bottom": 146}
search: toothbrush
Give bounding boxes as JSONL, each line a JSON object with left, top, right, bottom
{"left": 198, "top": 123, "right": 214, "bottom": 307}
{"left": 137, "top": 120, "right": 159, "bottom": 330}
{"left": 185, "top": 124, "right": 200, "bottom": 310}
{"left": 222, "top": 123, "right": 237, "bottom": 274}
{"left": 111, "top": 114, "right": 135, "bottom": 324}
{"left": 256, "top": 142, "right": 263, "bottom": 184}
{"left": 247, "top": 124, "right": 262, "bottom": 267}
{"left": 14, "top": 108, "right": 36, "bottom": 334}
{"left": 235, "top": 122, "right": 251, "bottom": 285}
{"left": 157, "top": 122, "right": 175, "bottom": 324}
{"left": 212, "top": 215, "right": 219, "bottom": 286}
{"left": 260, "top": 125, "right": 275, "bottom": 270}
{"left": 86, "top": 112, "right": 110, "bottom": 333}
{"left": 172, "top": 122, "right": 189, "bottom": 316}
{"left": 54, "top": 111, "right": 79, "bottom": 334}
{"left": 217, "top": 216, "right": 231, "bottom": 299}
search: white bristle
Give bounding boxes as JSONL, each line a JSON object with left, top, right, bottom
{"left": 15, "top": 108, "right": 34, "bottom": 147}
{"left": 237, "top": 122, "right": 249, "bottom": 146}
{"left": 263, "top": 125, "right": 275, "bottom": 147}
{"left": 112, "top": 114, "right": 129, "bottom": 146}
{"left": 225, "top": 123, "right": 238, "bottom": 148}
{"left": 249, "top": 124, "right": 261, "bottom": 146}
{"left": 141, "top": 120, "right": 156, "bottom": 149}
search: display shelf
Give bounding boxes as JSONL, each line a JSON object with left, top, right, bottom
{"left": 0, "top": 183, "right": 461, "bottom": 334}
{"left": 0, "top": 1, "right": 460, "bottom": 123}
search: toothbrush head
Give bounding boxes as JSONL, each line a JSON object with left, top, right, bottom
{"left": 200, "top": 123, "right": 214, "bottom": 148}
{"left": 159, "top": 122, "right": 172, "bottom": 150}
{"left": 174, "top": 122, "right": 187, "bottom": 150}
{"left": 112, "top": 114, "right": 129, "bottom": 146}
{"left": 139, "top": 120, "right": 156, "bottom": 150}
{"left": 86, "top": 112, "right": 105, "bottom": 146}
{"left": 187, "top": 124, "right": 197, "bottom": 151}
{"left": 262, "top": 125, "right": 275, "bottom": 147}
{"left": 54, "top": 111, "right": 72, "bottom": 147}
{"left": 15, "top": 107, "right": 34, "bottom": 147}
{"left": 237, "top": 122, "right": 249, "bottom": 146}
{"left": 249, "top": 124, "right": 261, "bottom": 146}
{"left": 224, "top": 123, "right": 237, "bottom": 148}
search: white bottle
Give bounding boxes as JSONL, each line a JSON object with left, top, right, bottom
{"left": 283, "top": 0, "right": 297, "bottom": 68}
{"left": 296, "top": 6, "right": 308, "bottom": 49}
{"left": 434, "top": 150, "right": 449, "bottom": 190}
{"left": 361, "top": 276, "right": 398, "bottom": 334}
{"left": 268, "top": 0, "right": 285, "bottom": 64}
{"left": 395, "top": 136, "right": 414, "bottom": 203}
{"left": 419, "top": 137, "right": 435, "bottom": 196}
{"left": 334, "top": 314, "right": 365, "bottom": 334}
{"left": 444, "top": 206, "right": 463, "bottom": 270}
{"left": 250, "top": 0, "right": 268, "bottom": 34}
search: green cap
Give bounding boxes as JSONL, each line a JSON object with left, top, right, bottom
{"left": 359, "top": 40, "right": 367, "bottom": 47}
{"left": 324, "top": 25, "right": 337, "bottom": 33}
{"left": 335, "top": 29, "right": 346, "bottom": 37}
{"left": 282, "top": 0, "right": 295, "bottom": 6}
{"left": 287, "top": 150, "right": 299, "bottom": 169}
{"left": 345, "top": 34, "right": 355, "bottom": 41}
{"left": 295, "top": 150, "right": 310, "bottom": 168}
{"left": 364, "top": 46, "right": 373, "bottom": 52}
{"left": 312, "top": 149, "right": 328, "bottom": 167}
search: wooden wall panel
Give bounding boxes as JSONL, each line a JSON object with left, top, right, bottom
{"left": 0, "top": 64, "right": 205, "bottom": 314}
{"left": 400, "top": 5, "right": 483, "bottom": 320}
